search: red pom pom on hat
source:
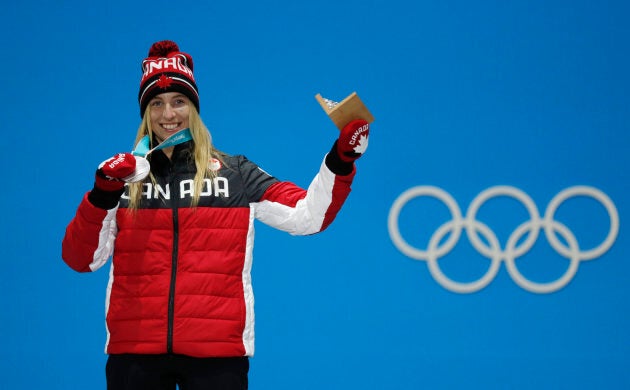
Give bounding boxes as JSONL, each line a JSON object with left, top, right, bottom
{"left": 146, "top": 40, "right": 194, "bottom": 70}
{"left": 148, "top": 40, "right": 180, "bottom": 57}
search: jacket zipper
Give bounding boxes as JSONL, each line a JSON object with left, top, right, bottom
{"left": 167, "top": 170, "right": 179, "bottom": 354}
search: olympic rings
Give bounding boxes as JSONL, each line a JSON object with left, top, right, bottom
{"left": 387, "top": 186, "right": 619, "bottom": 294}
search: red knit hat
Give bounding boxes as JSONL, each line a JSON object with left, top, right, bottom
{"left": 138, "top": 40, "right": 200, "bottom": 117}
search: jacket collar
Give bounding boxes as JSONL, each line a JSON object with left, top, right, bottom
{"left": 148, "top": 139, "right": 195, "bottom": 176}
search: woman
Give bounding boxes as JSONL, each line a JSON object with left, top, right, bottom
{"left": 62, "top": 40, "right": 370, "bottom": 390}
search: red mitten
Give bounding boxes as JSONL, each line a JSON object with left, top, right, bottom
{"left": 336, "top": 119, "right": 370, "bottom": 163}
{"left": 94, "top": 153, "right": 137, "bottom": 191}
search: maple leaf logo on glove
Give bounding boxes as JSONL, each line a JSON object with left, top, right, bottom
{"left": 353, "top": 134, "right": 369, "bottom": 154}
{"left": 338, "top": 119, "right": 370, "bottom": 162}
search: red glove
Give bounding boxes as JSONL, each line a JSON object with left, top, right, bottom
{"left": 336, "top": 119, "right": 370, "bottom": 163}
{"left": 94, "top": 153, "right": 137, "bottom": 191}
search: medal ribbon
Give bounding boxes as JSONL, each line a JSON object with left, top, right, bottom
{"left": 132, "top": 128, "right": 193, "bottom": 157}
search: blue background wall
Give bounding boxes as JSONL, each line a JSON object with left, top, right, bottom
{"left": 2, "top": 0, "right": 628, "bottom": 388}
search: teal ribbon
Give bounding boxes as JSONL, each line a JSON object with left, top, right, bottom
{"left": 132, "top": 128, "right": 193, "bottom": 157}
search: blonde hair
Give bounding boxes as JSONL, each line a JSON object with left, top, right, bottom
{"left": 127, "top": 105, "right": 223, "bottom": 210}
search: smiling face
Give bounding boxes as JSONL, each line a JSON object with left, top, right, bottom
{"left": 148, "top": 92, "right": 191, "bottom": 144}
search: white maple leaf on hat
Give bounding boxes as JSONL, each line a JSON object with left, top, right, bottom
{"left": 353, "top": 134, "right": 369, "bottom": 154}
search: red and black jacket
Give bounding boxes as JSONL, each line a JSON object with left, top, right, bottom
{"left": 62, "top": 141, "right": 355, "bottom": 357}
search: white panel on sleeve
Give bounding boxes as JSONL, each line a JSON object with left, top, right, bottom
{"left": 89, "top": 206, "right": 119, "bottom": 272}
{"left": 254, "top": 159, "right": 334, "bottom": 235}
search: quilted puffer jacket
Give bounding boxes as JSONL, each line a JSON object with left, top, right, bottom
{"left": 62, "top": 141, "right": 355, "bottom": 357}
